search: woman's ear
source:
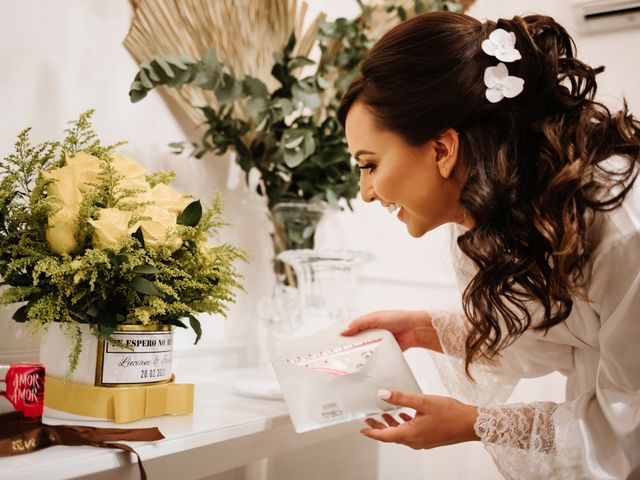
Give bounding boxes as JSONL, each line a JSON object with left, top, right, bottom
{"left": 433, "top": 128, "right": 459, "bottom": 179}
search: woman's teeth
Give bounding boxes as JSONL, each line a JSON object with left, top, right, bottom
{"left": 386, "top": 204, "right": 400, "bottom": 214}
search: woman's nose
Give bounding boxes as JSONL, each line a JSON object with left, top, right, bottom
{"left": 359, "top": 174, "right": 375, "bottom": 203}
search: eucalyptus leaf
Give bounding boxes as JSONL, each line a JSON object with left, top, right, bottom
{"left": 292, "top": 84, "right": 321, "bottom": 109}
{"left": 202, "top": 48, "right": 220, "bottom": 72}
{"left": 177, "top": 200, "right": 203, "bottom": 227}
{"left": 166, "top": 55, "right": 192, "bottom": 70}
{"left": 98, "top": 322, "right": 117, "bottom": 338}
{"left": 133, "top": 264, "right": 159, "bottom": 274}
{"left": 215, "top": 73, "right": 244, "bottom": 105}
{"left": 243, "top": 77, "right": 269, "bottom": 98}
{"left": 284, "top": 32, "right": 296, "bottom": 57}
{"left": 138, "top": 69, "right": 154, "bottom": 89}
{"left": 170, "top": 67, "right": 196, "bottom": 87}
{"left": 154, "top": 55, "right": 176, "bottom": 78}
{"left": 168, "top": 142, "right": 186, "bottom": 154}
{"left": 129, "top": 276, "right": 161, "bottom": 296}
{"left": 284, "top": 136, "right": 304, "bottom": 149}
{"left": 316, "top": 76, "right": 328, "bottom": 89}
{"left": 12, "top": 304, "right": 29, "bottom": 323}
{"left": 284, "top": 150, "right": 305, "bottom": 168}
{"left": 107, "top": 251, "right": 129, "bottom": 266}
{"left": 256, "top": 115, "right": 269, "bottom": 132}
{"left": 271, "top": 98, "right": 294, "bottom": 116}
{"left": 326, "top": 188, "right": 340, "bottom": 208}
{"left": 163, "top": 318, "right": 188, "bottom": 329}
{"left": 246, "top": 97, "right": 268, "bottom": 120}
{"left": 289, "top": 56, "right": 315, "bottom": 71}
{"left": 187, "top": 314, "right": 202, "bottom": 344}
{"left": 144, "top": 64, "right": 160, "bottom": 82}
{"left": 132, "top": 226, "right": 145, "bottom": 247}
{"left": 97, "top": 310, "right": 119, "bottom": 338}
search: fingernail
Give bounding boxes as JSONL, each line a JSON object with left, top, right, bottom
{"left": 378, "top": 389, "right": 391, "bottom": 400}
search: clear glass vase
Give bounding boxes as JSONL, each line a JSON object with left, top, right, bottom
{"left": 243, "top": 249, "right": 373, "bottom": 400}
{"left": 269, "top": 201, "right": 327, "bottom": 287}
{"left": 274, "top": 249, "right": 374, "bottom": 336}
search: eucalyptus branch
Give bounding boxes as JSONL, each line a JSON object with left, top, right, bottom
{"left": 129, "top": 0, "right": 469, "bottom": 211}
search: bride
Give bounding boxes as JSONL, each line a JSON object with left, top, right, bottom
{"left": 339, "top": 11, "right": 640, "bottom": 479}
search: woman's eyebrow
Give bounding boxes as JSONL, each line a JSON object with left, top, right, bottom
{"left": 354, "top": 150, "right": 376, "bottom": 160}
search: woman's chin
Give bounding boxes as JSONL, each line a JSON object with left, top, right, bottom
{"left": 404, "top": 218, "right": 430, "bottom": 238}
{"left": 401, "top": 211, "right": 441, "bottom": 238}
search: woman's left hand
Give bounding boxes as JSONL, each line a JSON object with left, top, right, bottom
{"left": 361, "top": 390, "right": 479, "bottom": 449}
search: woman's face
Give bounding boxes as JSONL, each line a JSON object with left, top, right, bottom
{"left": 345, "top": 101, "right": 467, "bottom": 237}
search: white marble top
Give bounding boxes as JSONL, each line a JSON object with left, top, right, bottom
{"left": 0, "top": 368, "right": 365, "bottom": 480}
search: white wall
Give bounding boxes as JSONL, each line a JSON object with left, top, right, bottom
{"left": 0, "top": 0, "right": 275, "bottom": 366}
{"left": 1, "top": 1, "right": 638, "bottom": 479}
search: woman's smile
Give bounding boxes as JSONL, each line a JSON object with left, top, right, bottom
{"left": 346, "top": 102, "right": 464, "bottom": 238}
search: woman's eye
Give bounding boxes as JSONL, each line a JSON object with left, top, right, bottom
{"left": 358, "top": 163, "right": 376, "bottom": 173}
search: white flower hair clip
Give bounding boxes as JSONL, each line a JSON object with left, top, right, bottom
{"left": 481, "top": 28, "right": 524, "bottom": 103}
{"left": 484, "top": 63, "right": 524, "bottom": 103}
{"left": 481, "top": 28, "right": 522, "bottom": 62}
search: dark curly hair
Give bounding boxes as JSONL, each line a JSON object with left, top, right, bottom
{"left": 338, "top": 12, "right": 640, "bottom": 375}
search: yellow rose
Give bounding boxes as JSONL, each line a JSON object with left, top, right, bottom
{"left": 150, "top": 183, "right": 192, "bottom": 215}
{"left": 134, "top": 206, "right": 181, "bottom": 251}
{"left": 88, "top": 208, "right": 134, "bottom": 249}
{"left": 112, "top": 153, "right": 148, "bottom": 190}
{"left": 46, "top": 206, "right": 78, "bottom": 254}
{"left": 43, "top": 166, "right": 82, "bottom": 210}
{"left": 66, "top": 152, "right": 102, "bottom": 191}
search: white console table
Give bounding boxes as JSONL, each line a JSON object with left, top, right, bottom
{"left": 0, "top": 368, "right": 378, "bottom": 480}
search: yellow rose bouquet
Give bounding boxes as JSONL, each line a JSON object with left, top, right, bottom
{"left": 0, "top": 111, "right": 245, "bottom": 372}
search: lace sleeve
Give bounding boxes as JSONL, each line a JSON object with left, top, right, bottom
{"left": 472, "top": 398, "right": 592, "bottom": 480}
{"left": 428, "top": 309, "right": 517, "bottom": 405}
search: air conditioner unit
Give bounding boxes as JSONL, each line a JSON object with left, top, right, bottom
{"left": 573, "top": 0, "right": 640, "bottom": 34}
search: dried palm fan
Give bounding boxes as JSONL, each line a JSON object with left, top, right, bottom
{"left": 124, "top": 0, "right": 324, "bottom": 126}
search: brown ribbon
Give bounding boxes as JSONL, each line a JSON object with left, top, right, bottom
{"left": 0, "top": 413, "right": 164, "bottom": 480}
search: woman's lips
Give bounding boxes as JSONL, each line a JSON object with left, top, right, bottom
{"left": 397, "top": 207, "right": 405, "bottom": 220}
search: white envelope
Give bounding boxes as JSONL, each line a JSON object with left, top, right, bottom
{"left": 272, "top": 324, "right": 422, "bottom": 433}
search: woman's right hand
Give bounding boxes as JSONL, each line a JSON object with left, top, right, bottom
{"left": 340, "top": 310, "right": 442, "bottom": 353}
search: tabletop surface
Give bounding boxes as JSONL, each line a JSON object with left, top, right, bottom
{"left": 0, "top": 367, "right": 320, "bottom": 480}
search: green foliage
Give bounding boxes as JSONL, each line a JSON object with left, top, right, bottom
{"left": 128, "top": 0, "right": 466, "bottom": 211}
{"left": 385, "top": 0, "right": 462, "bottom": 21}
{"left": 0, "top": 112, "right": 245, "bottom": 372}
{"left": 146, "top": 170, "right": 176, "bottom": 187}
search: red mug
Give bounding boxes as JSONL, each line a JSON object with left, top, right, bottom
{"left": 0, "top": 363, "right": 45, "bottom": 420}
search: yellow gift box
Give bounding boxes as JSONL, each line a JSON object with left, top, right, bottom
{"left": 44, "top": 374, "right": 194, "bottom": 423}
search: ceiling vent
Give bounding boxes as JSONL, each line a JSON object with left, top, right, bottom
{"left": 573, "top": 0, "right": 640, "bottom": 34}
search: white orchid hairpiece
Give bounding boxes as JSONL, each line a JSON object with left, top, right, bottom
{"left": 481, "top": 28, "right": 524, "bottom": 103}
{"left": 481, "top": 28, "right": 522, "bottom": 62}
{"left": 484, "top": 62, "right": 525, "bottom": 103}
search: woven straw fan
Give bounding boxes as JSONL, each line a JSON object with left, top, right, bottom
{"left": 124, "top": 0, "right": 324, "bottom": 126}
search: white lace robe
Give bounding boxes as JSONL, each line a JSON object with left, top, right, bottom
{"left": 431, "top": 180, "right": 640, "bottom": 479}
